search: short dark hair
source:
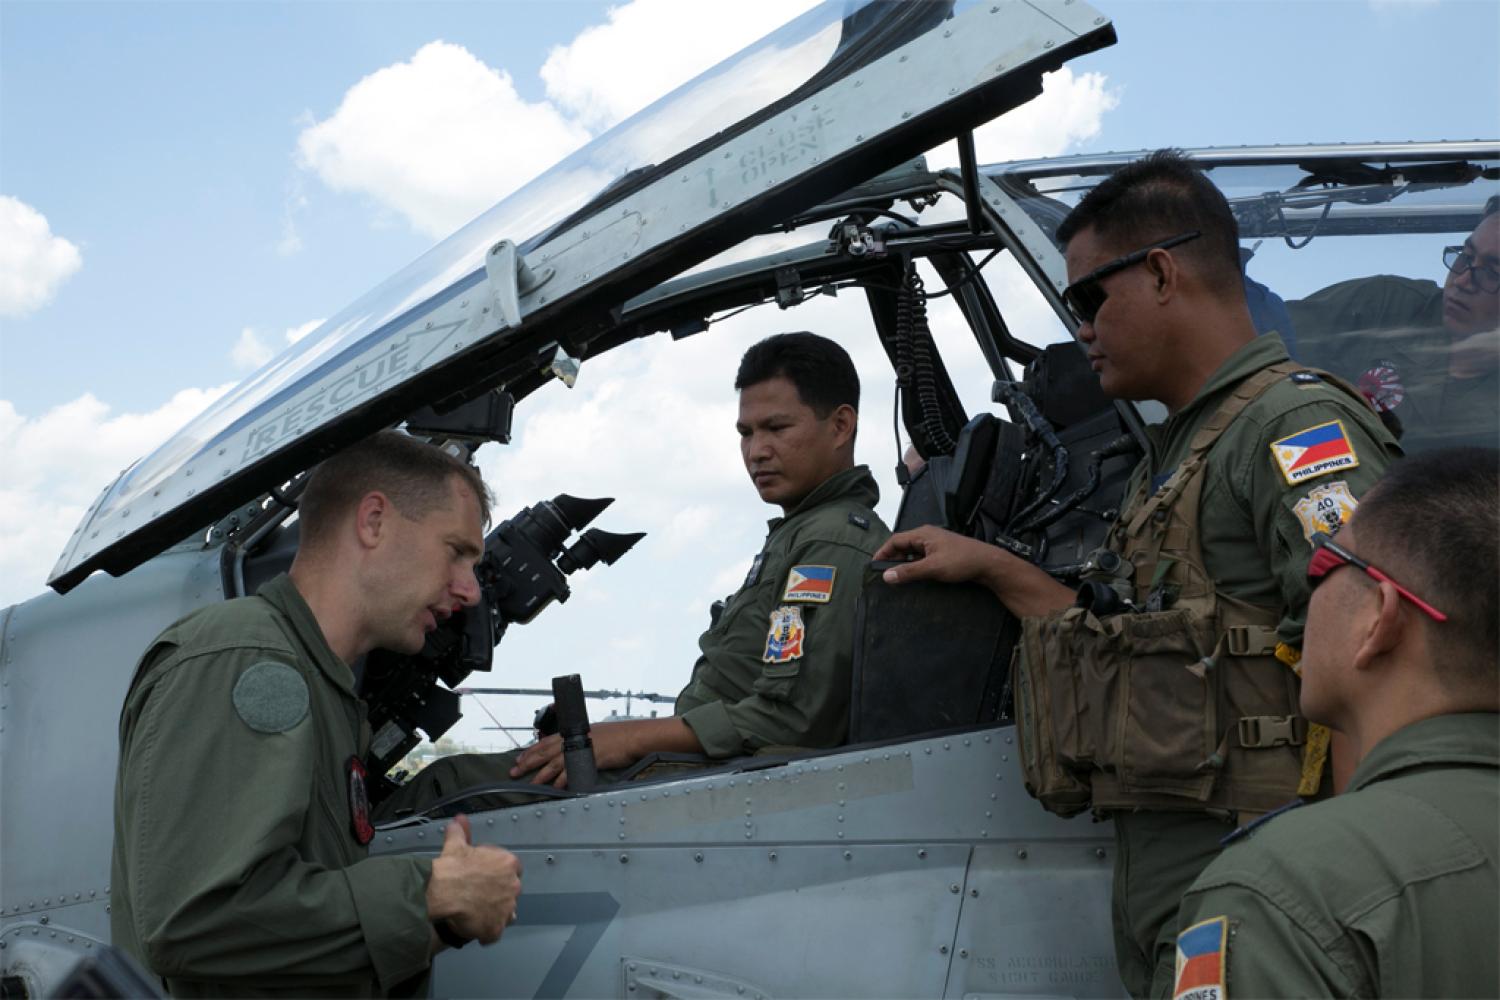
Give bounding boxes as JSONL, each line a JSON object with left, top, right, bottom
{"left": 1354, "top": 447, "right": 1498, "bottom": 692}
{"left": 734, "top": 332, "right": 860, "bottom": 416}
{"left": 1057, "top": 149, "right": 1244, "bottom": 296}
{"left": 298, "top": 430, "right": 493, "bottom": 547}
{"left": 1482, "top": 194, "right": 1499, "bottom": 221}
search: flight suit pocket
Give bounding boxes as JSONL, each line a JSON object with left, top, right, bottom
{"left": 753, "top": 659, "right": 802, "bottom": 702}
{"left": 1013, "top": 610, "right": 1094, "bottom": 817}
{"left": 1117, "top": 610, "right": 1219, "bottom": 798}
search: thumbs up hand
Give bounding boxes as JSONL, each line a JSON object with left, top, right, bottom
{"left": 426, "top": 814, "right": 522, "bottom": 947}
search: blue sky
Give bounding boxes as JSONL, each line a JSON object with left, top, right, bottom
{"left": 2, "top": 0, "right": 1496, "bottom": 743}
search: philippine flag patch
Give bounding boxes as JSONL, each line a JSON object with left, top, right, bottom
{"left": 1173, "top": 917, "right": 1228, "bottom": 1000}
{"left": 782, "top": 565, "right": 836, "bottom": 604}
{"left": 763, "top": 606, "right": 805, "bottom": 663}
{"left": 1270, "top": 420, "right": 1360, "bottom": 485}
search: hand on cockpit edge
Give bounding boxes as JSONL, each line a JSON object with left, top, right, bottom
{"left": 511, "top": 721, "right": 641, "bottom": 788}
{"left": 427, "top": 814, "right": 522, "bottom": 948}
{"left": 512, "top": 718, "right": 704, "bottom": 788}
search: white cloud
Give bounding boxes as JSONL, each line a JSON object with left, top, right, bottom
{"left": 292, "top": 2, "right": 1117, "bottom": 263}
{"left": 293, "top": 1, "right": 825, "bottom": 240}
{"left": 539, "top": 0, "right": 821, "bottom": 133}
{"left": 0, "top": 195, "right": 83, "bottom": 318}
{"left": 285, "top": 318, "right": 324, "bottom": 344}
{"left": 295, "top": 41, "right": 592, "bottom": 238}
{"left": 230, "top": 319, "right": 327, "bottom": 371}
{"left": 0, "top": 384, "right": 233, "bottom": 607}
{"left": 231, "top": 327, "right": 274, "bottom": 370}
{"left": 928, "top": 67, "right": 1121, "bottom": 170}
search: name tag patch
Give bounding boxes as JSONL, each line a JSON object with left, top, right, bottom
{"left": 1293, "top": 480, "right": 1358, "bottom": 541}
{"left": 1173, "top": 916, "right": 1228, "bottom": 1000}
{"left": 1270, "top": 420, "right": 1359, "bottom": 485}
{"left": 739, "top": 553, "right": 764, "bottom": 590}
{"left": 763, "top": 605, "right": 805, "bottom": 663}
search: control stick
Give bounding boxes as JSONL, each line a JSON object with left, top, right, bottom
{"left": 552, "top": 674, "right": 599, "bottom": 792}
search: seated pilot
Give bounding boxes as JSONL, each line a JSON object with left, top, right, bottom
{"left": 384, "top": 332, "right": 891, "bottom": 806}
{"left": 1287, "top": 195, "right": 1499, "bottom": 451}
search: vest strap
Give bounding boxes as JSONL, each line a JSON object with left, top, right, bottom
{"left": 1124, "top": 361, "right": 1300, "bottom": 539}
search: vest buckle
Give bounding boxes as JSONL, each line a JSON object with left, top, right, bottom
{"left": 1225, "top": 624, "right": 1277, "bottom": 657}
{"left": 1237, "top": 715, "right": 1307, "bottom": 749}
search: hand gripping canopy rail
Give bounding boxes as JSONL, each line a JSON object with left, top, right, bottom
{"left": 48, "top": 0, "right": 1116, "bottom": 593}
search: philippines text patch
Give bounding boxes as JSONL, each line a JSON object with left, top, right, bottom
{"left": 1293, "top": 480, "right": 1358, "bottom": 541}
{"left": 1270, "top": 420, "right": 1359, "bottom": 485}
{"left": 1173, "top": 917, "right": 1228, "bottom": 1000}
{"left": 763, "top": 605, "right": 806, "bottom": 663}
{"left": 232, "top": 661, "right": 309, "bottom": 734}
{"left": 782, "top": 565, "right": 836, "bottom": 604}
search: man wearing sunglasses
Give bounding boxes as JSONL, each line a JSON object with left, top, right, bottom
{"left": 876, "top": 150, "right": 1401, "bottom": 997}
{"left": 1171, "top": 447, "right": 1498, "bottom": 999}
{"left": 1289, "top": 195, "right": 1498, "bottom": 452}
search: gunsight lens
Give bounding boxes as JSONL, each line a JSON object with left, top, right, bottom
{"left": 558, "top": 528, "right": 647, "bottom": 574}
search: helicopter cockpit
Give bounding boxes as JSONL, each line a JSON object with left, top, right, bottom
{"left": 8, "top": 0, "right": 1495, "bottom": 990}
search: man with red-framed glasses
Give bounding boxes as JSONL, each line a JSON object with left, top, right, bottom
{"left": 1172, "top": 447, "right": 1499, "bottom": 999}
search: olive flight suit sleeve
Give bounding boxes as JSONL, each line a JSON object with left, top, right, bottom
{"left": 115, "top": 644, "right": 434, "bottom": 993}
{"left": 1238, "top": 386, "right": 1400, "bottom": 647}
{"left": 1171, "top": 875, "right": 1365, "bottom": 999}
{"left": 678, "top": 535, "right": 877, "bottom": 758}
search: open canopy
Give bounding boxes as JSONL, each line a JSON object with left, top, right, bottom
{"left": 50, "top": 0, "right": 1115, "bottom": 592}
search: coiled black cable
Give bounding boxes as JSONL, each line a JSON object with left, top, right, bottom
{"left": 896, "top": 263, "right": 956, "bottom": 455}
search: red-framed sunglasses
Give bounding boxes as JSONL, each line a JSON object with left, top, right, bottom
{"left": 1307, "top": 532, "right": 1448, "bottom": 622}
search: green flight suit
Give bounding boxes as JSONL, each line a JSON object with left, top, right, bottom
{"left": 111, "top": 574, "right": 434, "bottom": 998}
{"left": 1288, "top": 274, "right": 1499, "bottom": 453}
{"left": 675, "top": 463, "right": 889, "bottom": 756}
{"left": 1171, "top": 713, "right": 1500, "bottom": 999}
{"left": 384, "top": 465, "right": 889, "bottom": 807}
{"left": 1106, "top": 333, "right": 1401, "bottom": 997}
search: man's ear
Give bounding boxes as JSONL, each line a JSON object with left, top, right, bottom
{"left": 1146, "top": 247, "right": 1179, "bottom": 304}
{"left": 830, "top": 403, "right": 858, "bottom": 450}
{"left": 1351, "top": 580, "right": 1406, "bottom": 675}
{"left": 353, "top": 492, "right": 391, "bottom": 550}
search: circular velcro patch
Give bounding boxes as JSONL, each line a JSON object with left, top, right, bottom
{"left": 232, "top": 661, "right": 310, "bottom": 734}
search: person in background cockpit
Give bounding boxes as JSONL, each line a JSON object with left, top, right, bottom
{"left": 1288, "top": 195, "right": 1499, "bottom": 451}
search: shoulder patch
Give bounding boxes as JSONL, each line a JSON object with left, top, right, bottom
{"left": 1292, "top": 480, "right": 1359, "bottom": 541}
{"left": 848, "top": 512, "right": 870, "bottom": 531}
{"left": 1357, "top": 359, "right": 1405, "bottom": 412}
{"left": 232, "top": 661, "right": 310, "bottom": 734}
{"left": 782, "top": 565, "right": 836, "bottom": 604}
{"left": 1173, "top": 916, "right": 1228, "bottom": 1000}
{"left": 763, "top": 605, "right": 805, "bottom": 663}
{"left": 1270, "top": 420, "right": 1359, "bottom": 485}
{"left": 1289, "top": 370, "right": 1322, "bottom": 385}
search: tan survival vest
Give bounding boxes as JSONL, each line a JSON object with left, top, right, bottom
{"left": 1014, "top": 362, "right": 1344, "bottom": 821}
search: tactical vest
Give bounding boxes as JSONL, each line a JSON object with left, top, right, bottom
{"left": 1014, "top": 362, "right": 1353, "bottom": 821}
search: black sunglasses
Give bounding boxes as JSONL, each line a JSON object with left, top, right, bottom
{"left": 1442, "top": 244, "right": 1500, "bottom": 294}
{"left": 1062, "top": 231, "right": 1201, "bottom": 325}
{"left": 1307, "top": 531, "right": 1447, "bottom": 622}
